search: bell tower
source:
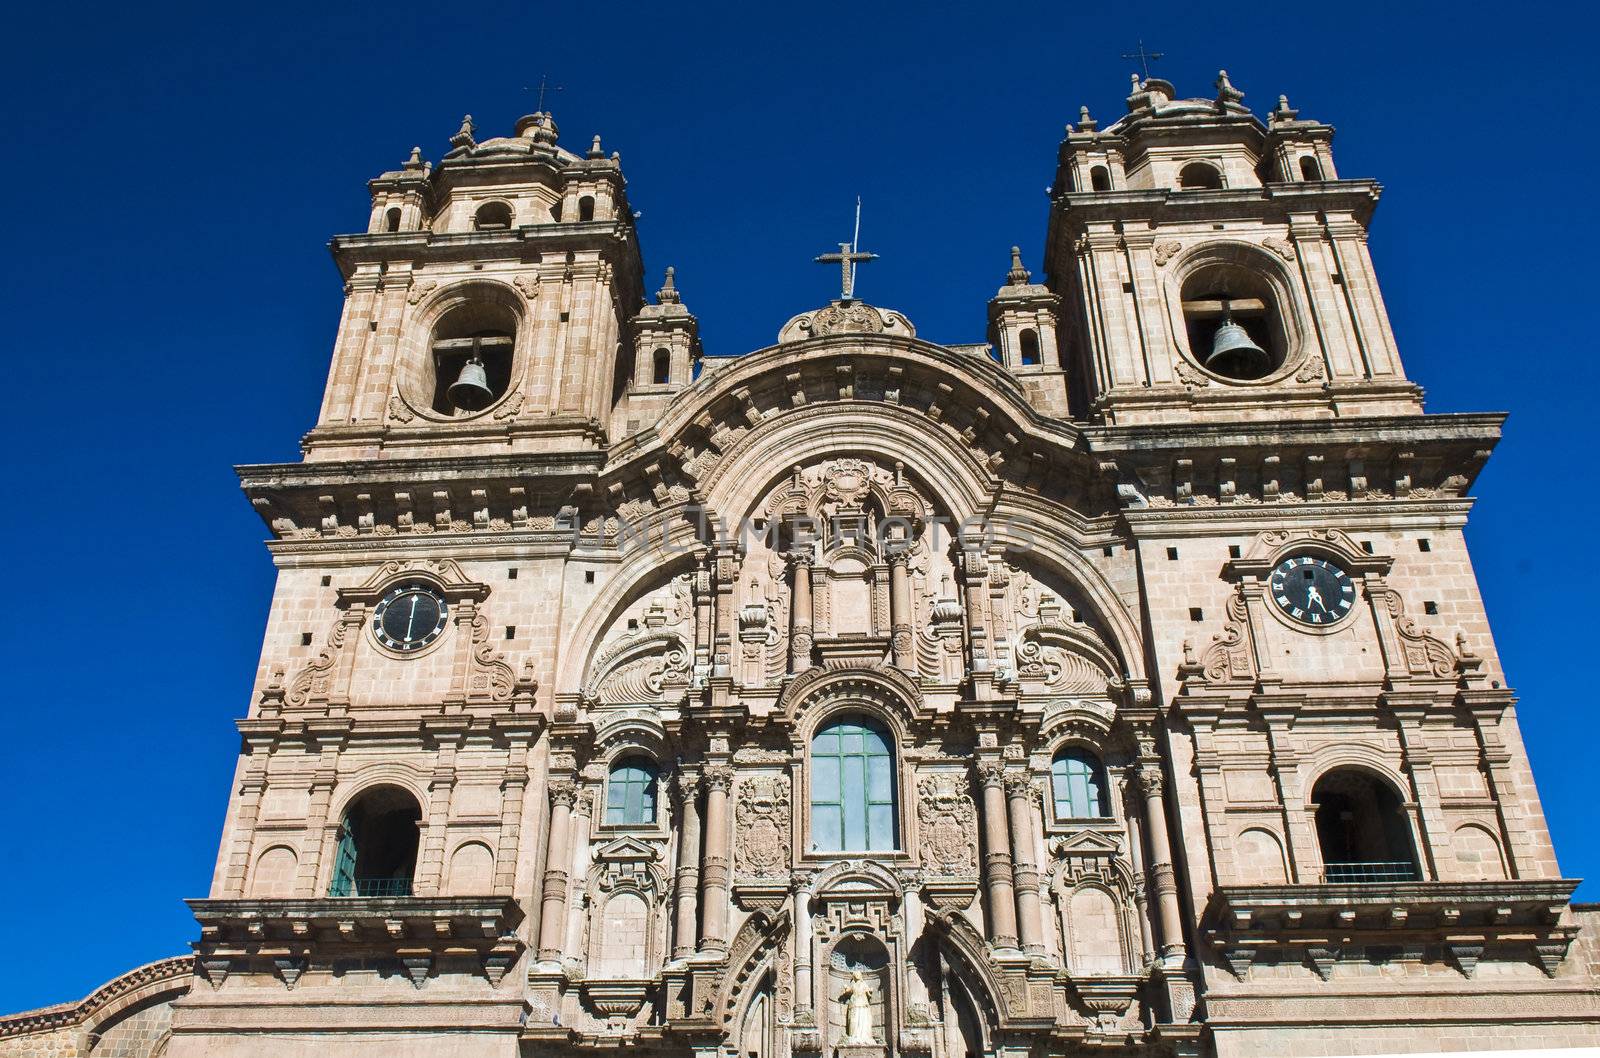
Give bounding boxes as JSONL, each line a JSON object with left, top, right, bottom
{"left": 309, "top": 111, "right": 647, "bottom": 461}
{"left": 1045, "top": 72, "right": 1421, "bottom": 424}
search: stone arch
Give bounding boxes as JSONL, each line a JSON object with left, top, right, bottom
{"left": 249, "top": 844, "right": 298, "bottom": 897}
{"left": 697, "top": 402, "right": 995, "bottom": 527}
{"left": 553, "top": 549, "right": 699, "bottom": 696}
{"left": 922, "top": 913, "right": 1009, "bottom": 1030}
{"left": 446, "top": 841, "right": 496, "bottom": 894}
{"left": 1163, "top": 240, "right": 1311, "bottom": 385}
{"left": 718, "top": 907, "right": 791, "bottom": 1027}
{"left": 986, "top": 531, "right": 1147, "bottom": 683}
{"left": 1064, "top": 882, "right": 1129, "bottom": 973}
{"left": 782, "top": 665, "right": 924, "bottom": 739}
{"left": 392, "top": 278, "right": 529, "bottom": 422}
{"left": 1452, "top": 822, "right": 1508, "bottom": 881}
{"left": 330, "top": 764, "right": 429, "bottom": 819}
{"left": 1234, "top": 826, "right": 1290, "bottom": 884}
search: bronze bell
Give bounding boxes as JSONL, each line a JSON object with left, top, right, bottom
{"left": 1205, "top": 316, "right": 1270, "bottom": 379}
{"left": 447, "top": 355, "right": 495, "bottom": 411}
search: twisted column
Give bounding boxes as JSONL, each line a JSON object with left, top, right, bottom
{"left": 536, "top": 778, "right": 577, "bottom": 962}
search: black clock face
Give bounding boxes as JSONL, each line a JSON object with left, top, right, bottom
{"left": 373, "top": 583, "right": 448, "bottom": 652}
{"left": 1269, "top": 555, "right": 1355, "bottom": 626}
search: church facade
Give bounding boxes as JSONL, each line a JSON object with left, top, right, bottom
{"left": 7, "top": 73, "right": 1600, "bottom": 1058}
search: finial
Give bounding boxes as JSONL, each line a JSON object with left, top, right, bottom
{"left": 1215, "top": 69, "right": 1245, "bottom": 108}
{"left": 1077, "top": 105, "right": 1099, "bottom": 133}
{"left": 1007, "top": 246, "right": 1031, "bottom": 286}
{"left": 450, "top": 115, "right": 476, "bottom": 150}
{"left": 1271, "top": 93, "right": 1299, "bottom": 123}
{"left": 1131, "top": 72, "right": 1142, "bottom": 91}
{"left": 404, "top": 146, "right": 424, "bottom": 170}
{"left": 657, "top": 266, "right": 681, "bottom": 305}
{"left": 588, "top": 134, "right": 605, "bottom": 160}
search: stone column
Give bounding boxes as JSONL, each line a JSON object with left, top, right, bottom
{"left": 889, "top": 550, "right": 913, "bottom": 668}
{"left": 960, "top": 549, "right": 991, "bottom": 677}
{"left": 493, "top": 750, "right": 530, "bottom": 895}
{"left": 977, "top": 762, "right": 1018, "bottom": 949}
{"left": 788, "top": 550, "right": 815, "bottom": 673}
{"left": 1137, "top": 765, "right": 1187, "bottom": 964}
{"left": 673, "top": 772, "right": 703, "bottom": 958}
{"left": 222, "top": 755, "right": 270, "bottom": 897}
{"left": 792, "top": 872, "right": 815, "bottom": 1015}
{"left": 1005, "top": 771, "right": 1047, "bottom": 955}
{"left": 536, "top": 777, "right": 577, "bottom": 962}
{"left": 699, "top": 766, "right": 734, "bottom": 952}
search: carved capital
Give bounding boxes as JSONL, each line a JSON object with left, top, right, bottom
{"left": 702, "top": 766, "right": 735, "bottom": 792}
{"left": 548, "top": 779, "right": 578, "bottom": 808}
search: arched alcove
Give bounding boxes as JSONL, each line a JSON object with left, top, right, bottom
{"left": 1178, "top": 161, "right": 1224, "bottom": 190}
{"left": 1311, "top": 768, "right": 1419, "bottom": 882}
{"left": 329, "top": 785, "right": 422, "bottom": 897}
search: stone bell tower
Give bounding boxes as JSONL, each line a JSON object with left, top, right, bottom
{"left": 1046, "top": 72, "right": 1419, "bottom": 424}
{"left": 308, "top": 110, "right": 650, "bottom": 462}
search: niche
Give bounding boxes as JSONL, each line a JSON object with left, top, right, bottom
{"left": 427, "top": 298, "right": 517, "bottom": 414}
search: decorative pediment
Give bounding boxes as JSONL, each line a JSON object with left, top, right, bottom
{"left": 1050, "top": 828, "right": 1123, "bottom": 858}
{"left": 1013, "top": 619, "right": 1120, "bottom": 697}
{"left": 590, "top": 836, "right": 667, "bottom": 896}
{"left": 338, "top": 558, "right": 491, "bottom": 606}
{"left": 779, "top": 663, "right": 923, "bottom": 728}
{"left": 585, "top": 630, "right": 691, "bottom": 707}
{"left": 778, "top": 301, "right": 916, "bottom": 344}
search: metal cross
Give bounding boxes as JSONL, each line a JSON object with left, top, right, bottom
{"left": 1121, "top": 40, "right": 1164, "bottom": 80}
{"left": 814, "top": 199, "right": 877, "bottom": 301}
{"left": 526, "top": 74, "right": 563, "bottom": 112}
{"left": 815, "top": 242, "right": 878, "bottom": 301}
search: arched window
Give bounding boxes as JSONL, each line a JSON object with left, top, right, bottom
{"left": 606, "top": 757, "right": 660, "bottom": 826}
{"left": 428, "top": 299, "right": 517, "bottom": 414}
{"left": 578, "top": 195, "right": 596, "bottom": 222}
{"left": 1311, "top": 768, "right": 1419, "bottom": 882}
{"left": 384, "top": 207, "right": 402, "bottom": 233}
{"left": 1051, "top": 748, "right": 1109, "bottom": 819}
{"left": 1299, "top": 156, "right": 1324, "bottom": 181}
{"left": 1177, "top": 162, "right": 1224, "bottom": 190}
{"left": 652, "top": 348, "right": 671, "bottom": 385}
{"left": 810, "top": 716, "right": 896, "bottom": 852}
{"left": 1179, "top": 262, "right": 1286, "bottom": 381}
{"left": 1090, "top": 165, "right": 1111, "bottom": 192}
{"left": 329, "top": 786, "right": 421, "bottom": 897}
{"left": 474, "top": 201, "right": 513, "bottom": 231}
{"left": 1019, "top": 328, "right": 1041, "bottom": 366}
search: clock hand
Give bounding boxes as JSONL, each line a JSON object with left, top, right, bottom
{"left": 405, "top": 595, "right": 419, "bottom": 639}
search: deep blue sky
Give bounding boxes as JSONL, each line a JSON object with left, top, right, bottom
{"left": 1, "top": 0, "right": 1595, "bottom": 1015}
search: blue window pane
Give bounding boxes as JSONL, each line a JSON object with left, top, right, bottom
{"left": 811, "top": 716, "right": 898, "bottom": 853}
{"left": 867, "top": 756, "right": 892, "bottom": 802}
{"left": 814, "top": 756, "right": 840, "bottom": 799}
{"left": 844, "top": 795, "right": 867, "bottom": 849}
{"left": 1051, "top": 748, "right": 1107, "bottom": 818}
{"left": 813, "top": 804, "right": 842, "bottom": 851}
{"left": 868, "top": 804, "right": 894, "bottom": 850}
{"left": 607, "top": 758, "right": 659, "bottom": 825}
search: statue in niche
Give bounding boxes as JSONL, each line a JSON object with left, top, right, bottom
{"left": 842, "top": 971, "right": 876, "bottom": 1045}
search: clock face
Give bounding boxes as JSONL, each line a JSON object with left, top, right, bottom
{"left": 1269, "top": 555, "right": 1355, "bottom": 626}
{"left": 372, "top": 583, "right": 448, "bottom": 652}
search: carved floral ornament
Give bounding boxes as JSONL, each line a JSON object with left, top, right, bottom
{"left": 916, "top": 773, "right": 978, "bottom": 875}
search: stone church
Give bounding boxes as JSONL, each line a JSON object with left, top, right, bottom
{"left": 7, "top": 73, "right": 1600, "bottom": 1058}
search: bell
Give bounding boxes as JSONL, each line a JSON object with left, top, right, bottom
{"left": 1205, "top": 316, "right": 1270, "bottom": 379}
{"left": 447, "top": 355, "right": 495, "bottom": 411}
